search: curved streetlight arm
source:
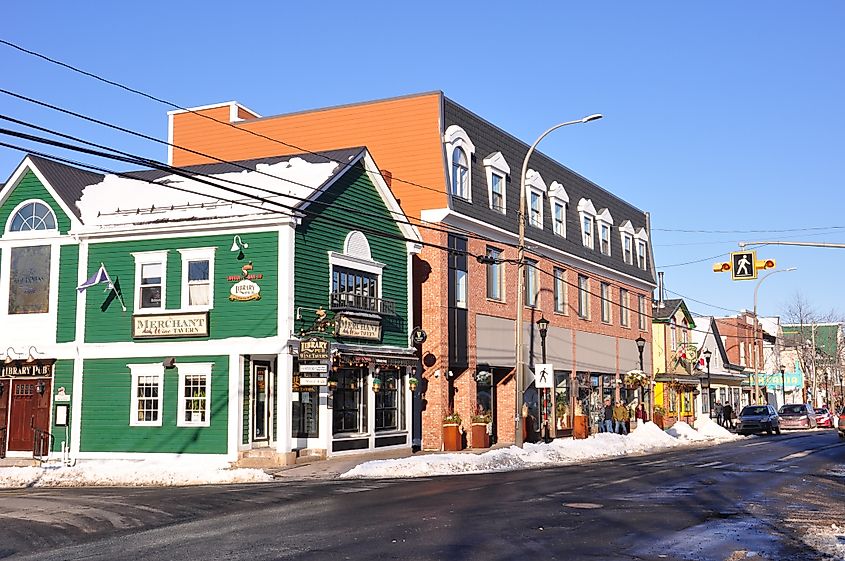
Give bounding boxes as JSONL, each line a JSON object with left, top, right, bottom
{"left": 751, "top": 267, "right": 797, "bottom": 404}
{"left": 514, "top": 113, "right": 602, "bottom": 447}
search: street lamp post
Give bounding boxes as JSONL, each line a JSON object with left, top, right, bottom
{"left": 702, "top": 349, "right": 712, "bottom": 418}
{"left": 752, "top": 267, "right": 797, "bottom": 404}
{"left": 635, "top": 336, "right": 646, "bottom": 416}
{"left": 537, "top": 316, "right": 550, "bottom": 443}
{"left": 780, "top": 364, "right": 787, "bottom": 407}
{"left": 514, "top": 113, "right": 602, "bottom": 447}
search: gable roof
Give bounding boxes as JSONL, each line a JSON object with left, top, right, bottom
{"left": 26, "top": 154, "right": 105, "bottom": 220}
{"left": 652, "top": 298, "right": 695, "bottom": 327}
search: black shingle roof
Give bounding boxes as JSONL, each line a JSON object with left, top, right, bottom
{"left": 26, "top": 154, "right": 105, "bottom": 220}
{"left": 443, "top": 97, "right": 656, "bottom": 285}
{"left": 652, "top": 298, "right": 684, "bottom": 321}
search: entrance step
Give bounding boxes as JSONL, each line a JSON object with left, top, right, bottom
{"left": 0, "top": 458, "right": 40, "bottom": 467}
{"left": 295, "top": 448, "right": 327, "bottom": 464}
{"left": 234, "top": 449, "right": 296, "bottom": 469}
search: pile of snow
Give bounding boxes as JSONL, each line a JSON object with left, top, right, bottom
{"left": 341, "top": 421, "right": 685, "bottom": 480}
{"left": 0, "top": 458, "right": 272, "bottom": 488}
{"left": 666, "top": 421, "right": 709, "bottom": 441}
{"left": 694, "top": 416, "right": 741, "bottom": 440}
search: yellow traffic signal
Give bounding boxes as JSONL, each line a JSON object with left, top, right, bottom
{"left": 713, "top": 262, "right": 731, "bottom": 273}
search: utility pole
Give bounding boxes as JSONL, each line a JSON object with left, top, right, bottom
{"left": 811, "top": 323, "right": 817, "bottom": 407}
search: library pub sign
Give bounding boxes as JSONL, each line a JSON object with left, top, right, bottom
{"left": 1, "top": 359, "right": 55, "bottom": 378}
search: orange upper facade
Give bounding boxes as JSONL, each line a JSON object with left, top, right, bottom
{"left": 169, "top": 92, "right": 447, "bottom": 221}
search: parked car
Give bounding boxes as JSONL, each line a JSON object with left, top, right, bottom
{"left": 814, "top": 408, "right": 833, "bottom": 428}
{"left": 737, "top": 405, "right": 781, "bottom": 435}
{"left": 838, "top": 407, "right": 845, "bottom": 439}
{"left": 777, "top": 404, "right": 817, "bottom": 430}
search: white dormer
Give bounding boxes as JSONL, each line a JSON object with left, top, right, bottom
{"left": 596, "top": 208, "right": 614, "bottom": 256}
{"left": 548, "top": 181, "right": 569, "bottom": 238}
{"left": 619, "top": 220, "right": 636, "bottom": 265}
{"left": 635, "top": 227, "right": 649, "bottom": 270}
{"left": 482, "top": 152, "right": 509, "bottom": 214}
{"left": 577, "top": 198, "right": 597, "bottom": 249}
{"left": 525, "top": 169, "right": 547, "bottom": 229}
{"left": 444, "top": 125, "right": 475, "bottom": 201}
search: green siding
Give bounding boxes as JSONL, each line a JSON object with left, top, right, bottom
{"left": 57, "top": 245, "right": 79, "bottom": 343}
{"left": 0, "top": 170, "right": 72, "bottom": 234}
{"left": 84, "top": 232, "right": 278, "bottom": 343}
{"left": 79, "top": 355, "right": 228, "bottom": 454}
{"left": 294, "top": 164, "right": 409, "bottom": 347}
{"left": 50, "top": 360, "right": 75, "bottom": 452}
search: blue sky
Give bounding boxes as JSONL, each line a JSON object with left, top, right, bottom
{"left": 3, "top": 2, "right": 844, "bottom": 321}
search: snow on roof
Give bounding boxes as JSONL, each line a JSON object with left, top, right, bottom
{"left": 76, "top": 155, "right": 344, "bottom": 228}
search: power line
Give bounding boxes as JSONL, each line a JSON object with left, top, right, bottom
{"left": 652, "top": 226, "right": 845, "bottom": 234}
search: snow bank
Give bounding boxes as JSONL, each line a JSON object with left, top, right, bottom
{"left": 341, "top": 421, "right": 686, "bottom": 480}
{"left": 666, "top": 421, "right": 709, "bottom": 441}
{"left": 0, "top": 458, "right": 272, "bottom": 488}
{"left": 694, "top": 416, "right": 742, "bottom": 440}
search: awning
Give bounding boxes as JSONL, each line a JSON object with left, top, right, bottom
{"left": 335, "top": 344, "right": 419, "bottom": 367}
{"left": 654, "top": 374, "right": 702, "bottom": 385}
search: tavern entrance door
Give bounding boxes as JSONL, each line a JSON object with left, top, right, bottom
{"left": 0, "top": 378, "right": 9, "bottom": 457}
{"left": 252, "top": 362, "right": 271, "bottom": 444}
{"left": 7, "top": 378, "right": 51, "bottom": 453}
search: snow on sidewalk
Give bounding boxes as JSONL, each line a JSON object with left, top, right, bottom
{"left": 341, "top": 420, "right": 739, "bottom": 480}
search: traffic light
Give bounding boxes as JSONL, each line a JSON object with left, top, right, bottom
{"left": 714, "top": 252, "right": 777, "bottom": 280}
{"left": 712, "top": 262, "right": 731, "bottom": 273}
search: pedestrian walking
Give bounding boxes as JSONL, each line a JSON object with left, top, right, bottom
{"left": 715, "top": 401, "right": 724, "bottom": 426}
{"left": 613, "top": 400, "right": 629, "bottom": 435}
{"left": 603, "top": 397, "right": 614, "bottom": 433}
{"left": 723, "top": 403, "right": 734, "bottom": 430}
{"left": 635, "top": 403, "right": 648, "bottom": 423}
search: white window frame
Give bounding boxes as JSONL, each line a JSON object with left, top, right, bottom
{"left": 578, "top": 275, "right": 590, "bottom": 319}
{"left": 620, "top": 288, "right": 630, "bottom": 327}
{"left": 525, "top": 259, "right": 539, "bottom": 308}
{"left": 455, "top": 268, "right": 468, "bottom": 308}
{"left": 444, "top": 125, "right": 476, "bottom": 202}
{"left": 548, "top": 181, "right": 569, "bottom": 239}
{"left": 600, "top": 282, "right": 612, "bottom": 324}
{"left": 177, "top": 362, "right": 213, "bottom": 428}
{"left": 486, "top": 247, "right": 504, "bottom": 302}
{"left": 596, "top": 208, "right": 614, "bottom": 256}
{"left": 129, "top": 363, "right": 164, "bottom": 427}
{"left": 670, "top": 317, "right": 677, "bottom": 350}
{"left": 178, "top": 247, "right": 216, "bottom": 311}
{"left": 529, "top": 190, "right": 543, "bottom": 228}
{"left": 619, "top": 221, "right": 635, "bottom": 265}
{"left": 635, "top": 228, "right": 650, "bottom": 270}
{"left": 638, "top": 295, "right": 647, "bottom": 331}
{"left": 6, "top": 199, "right": 59, "bottom": 236}
{"left": 554, "top": 267, "right": 567, "bottom": 314}
{"left": 132, "top": 250, "right": 168, "bottom": 313}
{"left": 483, "top": 152, "right": 509, "bottom": 214}
{"left": 524, "top": 169, "right": 547, "bottom": 230}
{"left": 578, "top": 198, "right": 597, "bottom": 250}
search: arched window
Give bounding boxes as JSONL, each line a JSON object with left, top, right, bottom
{"left": 451, "top": 147, "right": 469, "bottom": 199}
{"left": 10, "top": 201, "right": 56, "bottom": 232}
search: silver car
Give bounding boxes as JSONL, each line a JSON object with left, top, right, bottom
{"left": 737, "top": 405, "right": 781, "bottom": 435}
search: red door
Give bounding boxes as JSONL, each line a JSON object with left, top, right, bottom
{"left": 8, "top": 379, "right": 51, "bottom": 453}
{"left": 0, "top": 379, "right": 9, "bottom": 458}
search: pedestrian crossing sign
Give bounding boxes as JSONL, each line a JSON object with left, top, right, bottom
{"left": 731, "top": 250, "right": 757, "bottom": 280}
{"left": 534, "top": 363, "right": 554, "bottom": 389}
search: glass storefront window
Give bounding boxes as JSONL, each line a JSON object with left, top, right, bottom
{"left": 292, "top": 386, "right": 319, "bottom": 438}
{"left": 375, "top": 369, "right": 402, "bottom": 431}
{"left": 333, "top": 368, "right": 363, "bottom": 433}
{"left": 554, "top": 371, "right": 571, "bottom": 432}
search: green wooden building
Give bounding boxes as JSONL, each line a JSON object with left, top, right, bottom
{"left": 0, "top": 149, "right": 420, "bottom": 465}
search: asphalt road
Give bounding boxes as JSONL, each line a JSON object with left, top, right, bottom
{"left": 2, "top": 430, "right": 844, "bottom": 561}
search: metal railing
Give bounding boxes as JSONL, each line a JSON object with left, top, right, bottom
{"left": 330, "top": 292, "right": 395, "bottom": 315}
{"left": 33, "top": 427, "right": 53, "bottom": 462}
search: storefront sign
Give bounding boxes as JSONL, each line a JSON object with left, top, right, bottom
{"left": 411, "top": 327, "right": 427, "bottom": 345}
{"left": 132, "top": 312, "right": 209, "bottom": 338}
{"left": 9, "top": 245, "right": 51, "bottom": 314}
{"left": 299, "top": 364, "right": 328, "bottom": 373}
{"left": 299, "top": 376, "right": 328, "bottom": 386}
{"left": 336, "top": 315, "right": 382, "bottom": 341}
{"left": 229, "top": 260, "right": 263, "bottom": 301}
{"left": 1, "top": 359, "right": 55, "bottom": 377}
{"left": 299, "top": 337, "right": 329, "bottom": 361}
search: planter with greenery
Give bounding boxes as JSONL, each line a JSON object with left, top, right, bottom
{"left": 442, "top": 412, "right": 463, "bottom": 451}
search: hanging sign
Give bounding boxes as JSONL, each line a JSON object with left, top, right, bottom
{"left": 336, "top": 315, "right": 382, "bottom": 340}
{"left": 132, "top": 312, "right": 209, "bottom": 338}
{"left": 299, "top": 376, "right": 328, "bottom": 386}
{"left": 299, "top": 337, "right": 329, "bottom": 361}
{"left": 299, "top": 364, "right": 328, "bottom": 373}
{"left": 411, "top": 327, "right": 427, "bottom": 345}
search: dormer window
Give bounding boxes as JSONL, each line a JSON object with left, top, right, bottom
{"left": 577, "top": 198, "right": 597, "bottom": 250}
{"left": 444, "top": 125, "right": 475, "bottom": 202}
{"left": 483, "top": 152, "right": 509, "bottom": 214}
{"left": 596, "top": 208, "right": 614, "bottom": 256}
{"left": 524, "top": 169, "right": 546, "bottom": 230}
{"left": 619, "top": 221, "right": 635, "bottom": 265}
{"left": 548, "top": 181, "right": 569, "bottom": 238}
{"left": 635, "top": 227, "right": 649, "bottom": 270}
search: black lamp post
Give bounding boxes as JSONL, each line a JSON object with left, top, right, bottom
{"left": 780, "top": 364, "right": 787, "bottom": 407}
{"left": 536, "top": 316, "right": 550, "bottom": 443}
{"left": 702, "top": 349, "right": 712, "bottom": 418}
{"left": 635, "top": 336, "right": 646, "bottom": 414}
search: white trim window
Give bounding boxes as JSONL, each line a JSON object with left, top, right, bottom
{"left": 177, "top": 362, "right": 213, "bottom": 427}
{"left": 635, "top": 227, "right": 650, "bottom": 270}
{"left": 670, "top": 317, "right": 677, "bottom": 350}
{"left": 8, "top": 200, "right": 57, "bottom": 233}
{"left": 129, "top": 363, "right": 164, "bottom": 427}
{"left": 638, "top": 295, "right": 647, "bottom": 331}
{"left": 578, "top": 199, "right": 597, "bottom": 249}
{"left": 444, "top": 125, "right": 476, "bottom": 201}
{"left": 483, "top": 152, "right": 509, "bottom": 214}
{"left": 486, "top": 247, "right": 504, "bottom": 302}
{"left": 554, "top": 267, "right": 567, "bottom": 314}
{"left": 525, "top": 169, "right": 547, "bottom": 229}
{"left": 455, "top": 268, "right": 468, "bottom": 308}
{"left": 600, "top": 282, "right": 612, "bottom": 323}
{"left": 329, "top": 232, "right": 387, "bottom": 314}
{"left": 548, "top": 182, "right": 569, "bottom": 238}
{"left": 619, "top": 288, "right": 630, "bottom": 327}
{"left": 619, "top": 221, "right": 635, "bottom": 265}
{"left": 596, "top": 208, "right": 614, "bottom": 256}
{"left": 578, "top": 274, "right": 590, "bottom": 319}
{"left": 132, "top": 250, "right": 168, "bottom": 312}
{"left": 525, "top": 259, "right": 539, "bottom": 308}
{"left": 179, "top": 248, "right": 215, "bottom": 309}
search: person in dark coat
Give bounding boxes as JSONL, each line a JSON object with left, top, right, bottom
{"left": 722, "top": 403, "right": 734, "bottom": 429}
{"left": 635, "top": 403, "right": 648, "bottom": 423}
{"left": 603, "top": 397, "right": 614, "bottom": 433}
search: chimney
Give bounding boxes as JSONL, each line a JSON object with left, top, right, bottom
{"left": 657, "top": 271, "right": 665, "bottom": 308}
{"left": 381, "top": 169, "right": 393, "bottom": 188}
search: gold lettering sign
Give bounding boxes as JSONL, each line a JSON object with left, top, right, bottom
{"left": 299, "top": 337, "right": 329, "bottom": 361}
{"left": 9, "top": 246, "right": 51, "bottom": 314}
{"left": 132, "top": 312, "right": 209, "bottom": 338}
{"left": 336, "top": 315, "right": 382, "bottom": 341}
{"left": 1, "top": 359, "right": 55, "bottom": 378}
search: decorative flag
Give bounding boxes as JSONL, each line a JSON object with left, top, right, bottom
{"left": 77, "top": 263, "right": 114, "bottom": 293}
